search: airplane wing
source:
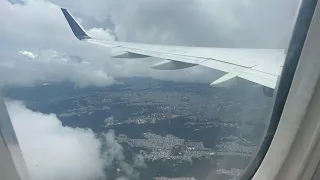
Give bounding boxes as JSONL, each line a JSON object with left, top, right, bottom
{"left": 61, "top": 8, "right": 286, "bottom": 89}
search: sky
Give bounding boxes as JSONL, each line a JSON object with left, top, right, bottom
{"left": 1, "top": 0, "right": 300, "bottom": 179}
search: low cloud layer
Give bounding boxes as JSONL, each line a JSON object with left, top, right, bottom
{"left": 133, "top": 154, "right": 147, "bottom": 169}
{"left": 1, "top": 49, "right": 116, "bottom": 87}
{"left": 7, "top": 100, "right": 143, "bottom": 180}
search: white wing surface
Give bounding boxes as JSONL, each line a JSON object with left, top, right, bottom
{"left": 61, "top": 8, "right": 286, "bottom": 89}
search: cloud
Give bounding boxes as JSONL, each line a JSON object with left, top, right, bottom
{"left": 88, "top": 28, "right": 115, "bottom": 41}
{"left": 7, "top": 100, "right": 106, "bottom": 180}
{"left": 7, "top": 100, "right": 144, "bottom": 180}
{"left": 133, "top": 154, "right": 147, "bottom": 168}
{"left": 102, "top": 130, "right": 140, "bottom": 179}
{"left": 116, "top": 177, "right": 130, "bottom": 180}
{"left": 19, "top": 50, "right": 36, "bottom": 60}
{"left": 1, "top": 49, "right": 116, "bottom": 87}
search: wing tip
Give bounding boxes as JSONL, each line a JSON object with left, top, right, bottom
{"left": 60, "top": 7, "right": 91, "bottom": 40}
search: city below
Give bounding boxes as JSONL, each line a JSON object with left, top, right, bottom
{"left": 5, "top": 78, "right": 271, "bottom": 179}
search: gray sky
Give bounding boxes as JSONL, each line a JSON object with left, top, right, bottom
{"left": 49, "top": 0, "right": 298, "bottom": 47}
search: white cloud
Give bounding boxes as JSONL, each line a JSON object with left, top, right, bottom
{"left": 7, "top": 100, "right": 106, "bottom": 180}
{"left": 88, "top": 28, "right": 115, "bottom": 41}
{"left": 0, "top": 49, "right": 116, "bottom": 87}
{"left": 101, "top": 130, "right": 140, "bottom": 179}
{"left": 116, "top": 177, "right": 130, "bottom": 180}
{"left": 7, "top": 100, "right": 144, "bottom": 180}
{"left": 19, "top": 50, "right": 36, "bottom": 60}
{"left": 133, "top": 154, "right": 147, "bottom": 168}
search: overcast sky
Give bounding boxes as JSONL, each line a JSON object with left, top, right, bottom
{"left": 1, "top": 0, "right": 300, "bottom": 179}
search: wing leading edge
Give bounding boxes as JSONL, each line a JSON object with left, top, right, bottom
{"left": 60, "top": 8, "right": 286, "bottom": 89}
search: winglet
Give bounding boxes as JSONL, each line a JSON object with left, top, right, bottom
{"left": 61, "top": 8, "right": 91, "bottom": 40}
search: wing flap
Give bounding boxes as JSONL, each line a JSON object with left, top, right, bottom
{"left": 210, "top": 73, "right": 238, "bottom": 87}
{"left": 201, "top": 60, "right": 278, "bottom": 88}
{"left": 151, "top": 60, "right": 197, "bottom": 70}
{"left": 239, "top": 70, "right": 277, "bottom": 89}
{"left": 112, "top": 52, "right": 150, "bottom": 58}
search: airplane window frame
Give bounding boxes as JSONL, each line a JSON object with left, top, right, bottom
{"left": 238, "top": 0, "right": 318, "bottom": 179}
{"left": 0, "top": 97, "right": 31, "bottom": 180}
